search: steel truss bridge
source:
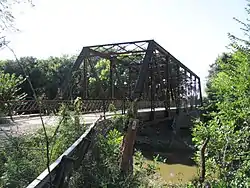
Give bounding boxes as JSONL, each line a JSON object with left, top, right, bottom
{"left": 10, "top": 40, "right": 202, "bottom": 117}
{"left": 8, "top": 40, "right": 202, "bottom": 119}
{"left": 61, "top": 40, "right": 202, "bottom": 114}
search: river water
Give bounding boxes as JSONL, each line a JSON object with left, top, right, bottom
{"left": 158, "top": 162, "right": 197, "bottom": 183}
{"left": 136, "top": 120, "right": 198, "bottom": 184}
{"left": 142, "top": 150, "right": 198, "bottom": 184}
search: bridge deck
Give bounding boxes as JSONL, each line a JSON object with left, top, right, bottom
{"left": 0, "top": 107, "right": 181, "bottom": 139}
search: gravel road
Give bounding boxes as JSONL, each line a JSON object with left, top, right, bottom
{"left": 0, "top": 112, "right": 109, "bottom": 142}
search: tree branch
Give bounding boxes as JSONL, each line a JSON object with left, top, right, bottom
{"left": 4, "top": 43, "right": 53, "bottom": 186}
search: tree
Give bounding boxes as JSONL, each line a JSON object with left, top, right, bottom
{"left": 1, "top": 56, "right": 75, "bottom": 100}
{"left": 0, "top": 0, "right": 34, "bottom": 50}
{"left": 203, "top": 53, "right": 233, "bottom": 116}
{"left": 228, "top": 0, "right": 250, "bottom": 49}
{"left": 192, "top": 2, "right": 250, "bottom": 187}
{"left": 0, "top": 70, "right": 26, "bottom": 116}
{"left": 0, "top": 0, "right": 33, "bottom": 31}
{"left": 193, "top": 50, "right": 250, "bottom": 187}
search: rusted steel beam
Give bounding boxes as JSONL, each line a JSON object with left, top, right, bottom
{"left": 88, "top": 50, "right": 146, "bottom": 57}
{"left": 198, "top": 77, "right": 203, "bottom": 106}
{"left": 132, "top": 40, "right": 154, "bottom": 100}
{"left": 176, "top": 64, "right": 181, "bottom": 113}
{"left": 57, "top": 48, "right": 90, "bottom": 99}
{"left": 82, "top": 59, "right": 88, "bottom": 99}
{"left": 81, "top": 39, "right": 152, "bottom": 49}
{"left": 110, "top": 58, "right": 114, "bottom": 99}
{"left": 165, "top": 55, "right": 171, "bottom": 115}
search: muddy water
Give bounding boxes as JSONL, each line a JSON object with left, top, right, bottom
{"left": 157, "top": 162, "right": 197, "bottom": 183}
{"left": 142, "top": 150, "right": 198, "bottom": 183}
{"left": 136, "top": 120, "right": 198, "bottom": 183}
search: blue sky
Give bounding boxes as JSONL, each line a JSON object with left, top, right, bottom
{"left": 0, "top": 0, "right": 247, "bottom": 93}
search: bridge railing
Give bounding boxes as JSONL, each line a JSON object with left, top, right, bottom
{"left": 1, "top": 99, "right": 201, "bottom": 116}
{"left": 26, "top": 117, "right": 109, "bottom": 188}
{"left": 0, "top": 99, "right": 126, "bottom": 115}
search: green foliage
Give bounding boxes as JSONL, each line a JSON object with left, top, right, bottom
{"left": 108, "top": 102, "right": 116, "bottom": 113}
{"left": 69, "top": 122, "right": 166, "bottom": 188}
{"left": 205, "top": 53, "right": 232, "bottom": 112}
{"left": 0, "top": 55, "right": 129, "bottom": 100}
{"left": 99, "top": 129, "right": 123, "bottom": 160}
{"left": 0, "top": 71, "right": 26, "bottom": 115}
{"left": 192, "top": 2, "right": 250, "bottom": 186}
{"left": 1, "top": 56, "right": 74, "bottom": 99}
{"left": 228, "top": 1, "right": 250, "bottom": 49}
{"left": 50, "top": 101, "right": 86, "bottom": 161}
{"left": 0, "top": 71, "right": 26, "bottom": 101}
{"left": 0, "top": 99, "right": 86, "bottom": 187}
{"left": 111, "top": 114, "right": 129, "bottom": 133}
{"left": 192, "top": 49, "right": 250, "bottom": 187}
{"left": 0, "top": 136, "right": 46, "bottom": 188}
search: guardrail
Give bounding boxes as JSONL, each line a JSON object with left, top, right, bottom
{"left": 0, "top": 99, "right": 124, "bottom": 115}
{"left": 26, "top": 116, "right": 107, "bottom": 188}
{"left": 0, "top": 99, "right": 168, "bottom": 115}
{"left": 1, "top": 99, "right": 201, "bottom": 116}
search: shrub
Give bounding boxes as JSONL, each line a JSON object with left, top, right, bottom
{"left": 69, "top": 115, "right": 166, "bottom": 188}
{"left": 0, "top": 100, "right": 87, "bottom": 187}
{"left": 192, "top": 50, "right": 250, "bottom": 187}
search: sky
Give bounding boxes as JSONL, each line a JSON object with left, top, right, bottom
{"left": 0, "top": 0, "right": 248, "bottom": 94}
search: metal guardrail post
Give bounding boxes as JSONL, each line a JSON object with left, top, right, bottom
{"left": 122, "top": 99, "right": 125, "bottom": 115}
{"left": 103, "top": 100, "right": 106, "bottom": 119}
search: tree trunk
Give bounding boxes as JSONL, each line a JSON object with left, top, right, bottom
{"left": 120, "top": 119, "right": 139, "bottom": 174}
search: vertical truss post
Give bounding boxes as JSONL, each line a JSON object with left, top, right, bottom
{"left": 187, "top": 73, "right": 191, "bottom": 108}
{"left": 184, "top": 70, "right": 188, "bottom": 111}
{"left": 110, "top": 58, "right": 114, "bottom": 99}
{"left": 122, "top": 99, "right": 126, "bottom": 114}
{"left": 165, "top": 56, "right": 170, "bottom": 117}
{"left": 83, "top": 59, "right": 88, "bottom": 99}
{"left": 129, "top": 66, "right": 132, "bottom": 100}
{"left": 190, "top": 74, "right": 193, "bottom": 110}
{"left": 198, "top": 77, "right": 203, "bottom": 106}
{"left": 59, "top": 47, "right": 90, "bottom": 99}
{"left": 194, "top": 77, "right": 197, "bottom": 107}
{"left": 154, "top": 55, "right": 166, "bottom": 109}
{"left": 144, "top": 70, "right": 149, "bottom": 100}
{"left": 103, "top": 100, "right": 106, "bottom": 119}
{"left": 150, "top": 62, "right": 155, "bottom": 120}
{"left": 168, "top": 61, "right": 174, "bottom": 108}
{"left": 176, "top": 65, "right": 180, "bottom": 115}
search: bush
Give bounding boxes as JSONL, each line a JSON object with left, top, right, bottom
{"left": 192, "top": 49, "right": 250, "bottom": 187}
{"left": 69, "top": 115, "right": 166, "bottom": 188}
{"left": 0, "top": 71, "right": 26, "bottom": 118}
{"left": 0, "top": 100, "right": 87, "bottom": 188}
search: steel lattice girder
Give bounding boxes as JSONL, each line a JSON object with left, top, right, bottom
{"left": 59, "top": 40, "right": 202, "bottom": 109}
